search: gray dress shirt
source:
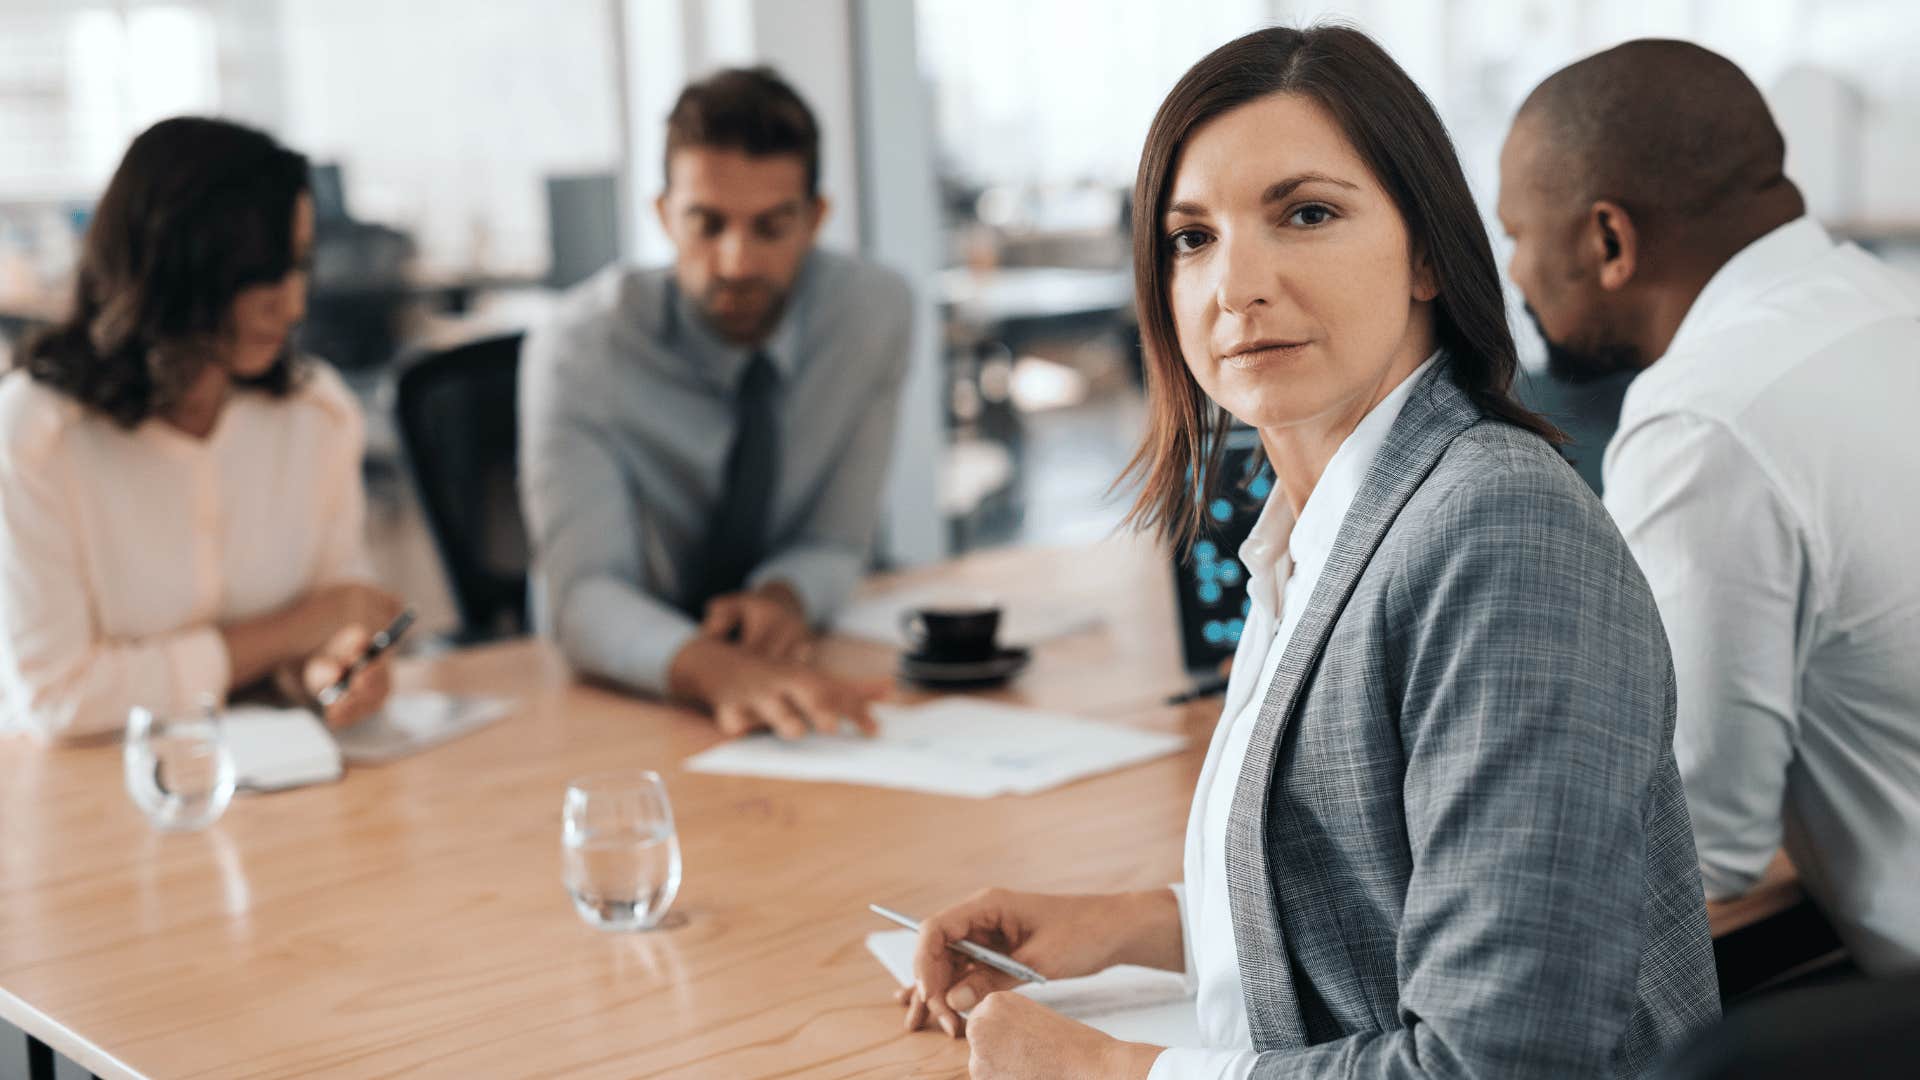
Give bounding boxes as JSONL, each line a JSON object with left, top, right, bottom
{"left": 518, "top": 249, "right": 912, "bottom": 694}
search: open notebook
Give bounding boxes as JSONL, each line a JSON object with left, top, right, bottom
{"left": 865, "top": 929, "right": 1201, "bottom": 1046}
{"left": 223, "top": 706, "right": 343, "bottom": 791}
{"left": 221, "top": 693, "right": 512, "bottom": 791}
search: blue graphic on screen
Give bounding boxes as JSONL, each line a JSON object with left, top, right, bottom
{"left": 1171, "top": 428, "right": 1273, "bottom": 674}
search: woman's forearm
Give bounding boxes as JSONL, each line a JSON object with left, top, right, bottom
{"left": 219, "top": 596, "right": 331, "bottom": 689}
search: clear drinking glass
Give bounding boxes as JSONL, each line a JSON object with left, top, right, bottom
{"left": 124, "top": 701, "right": 235, "bottom": 831}
{"left": 561, "top": 770, "right": 682, "bottom": 931}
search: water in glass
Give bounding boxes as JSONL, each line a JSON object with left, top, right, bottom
{"left": 562, "top": 771, "right": 681, "bottom": 931}
{"left": 124, "top": 705, "right": 235, "bottom": 831}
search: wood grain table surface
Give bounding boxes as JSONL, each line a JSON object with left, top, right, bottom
{"left": 0, "top": 535, "right": 1794, "bottom": 1078}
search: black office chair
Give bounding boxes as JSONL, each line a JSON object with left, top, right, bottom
{"left": 394, "top": 334, "right": 529, "bottom": 642}
{"left": 1653, "top": 971, "right": 1920, "bottom": 1079}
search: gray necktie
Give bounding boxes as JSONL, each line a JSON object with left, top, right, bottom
{"left": 694, "top": 350, "right": 779, "bottom": 610}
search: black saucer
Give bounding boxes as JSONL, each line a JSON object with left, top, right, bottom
{"left": 897, "top": 646, "right": 1031, "bottom": 689}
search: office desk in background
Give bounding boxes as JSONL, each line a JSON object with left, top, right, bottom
{"left": 0, "top": 537, "right": 1801, "bottom": 1079}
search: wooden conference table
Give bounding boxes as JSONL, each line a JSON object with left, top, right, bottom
{"left": 0, "top": 537, "right": 1799, "bottom": 1079}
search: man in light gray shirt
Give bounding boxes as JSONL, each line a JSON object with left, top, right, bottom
{"left": 520, "top": 67, "right": 910, "bottom": 737}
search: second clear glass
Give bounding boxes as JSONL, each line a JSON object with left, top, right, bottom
{"left": 561, "top": 770, "right": 682, "bottom": 931}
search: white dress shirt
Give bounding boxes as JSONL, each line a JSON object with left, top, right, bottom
{"left": 1152, "top": 354, "right": 1436, "bottom": 1079}
{"left": 1603, "top": 217, "right": 1920, "bottom": 974}
{"left": 0, "top": 364, "right": 372, "bottom": 741}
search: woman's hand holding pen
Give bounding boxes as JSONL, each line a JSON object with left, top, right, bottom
{"left": 221, "top": 582, "right": 404, "bottom": 694}
{"left": 301, "top": 623, "right": 394, "bottom": 729}
{"left": 898, "top": 888, "right": 1177, "bottom": 1077}
{"left": 897, "top": 888, "right": 1182, "bottom": 1035}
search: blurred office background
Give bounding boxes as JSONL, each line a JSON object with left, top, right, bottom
{"left": 2, "top": 0, "right": 1915, "bottom": 634}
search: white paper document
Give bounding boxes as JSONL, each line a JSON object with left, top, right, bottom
{"left": 222, "top": 706, "right": 342, "bottom": 792}
{"left": 866, "top": 929, "right": 1201, "bottom": 1046}
{"left": 832, "top": 587, "right": 1104, "bottom": 649}
{"left": 333, "top": 692, "right": 513, "bottom": 764}
{"left": 682, "top": 699, "right": 1185, "bottom": 798}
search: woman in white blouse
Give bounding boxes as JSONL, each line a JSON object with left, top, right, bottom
{"left": 0, "top": 117, "right": 400, "bottom": 742}
{"left": 895, "top": 26, "right": 1718, "bottom": 1080}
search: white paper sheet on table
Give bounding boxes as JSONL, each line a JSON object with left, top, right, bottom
{"left": 333, "top": 692, "right": 513, "bottom": 764}
{"left": 866, "top": 929, "right": 1201, "bottom": 1046}
{"left": 681, "top": 699, "right": 1185, "bottom": 798}
{"left": 832, "top": 587, "right": 1104, "bottom": 648}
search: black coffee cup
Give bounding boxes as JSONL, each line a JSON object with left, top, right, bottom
{"left": 900, "top": 605, "right": 1002, "bottom": 662}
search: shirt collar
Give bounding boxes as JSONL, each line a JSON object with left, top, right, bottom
{"left": 1665, "top": 216, "right": 1835, "bottom": 358}
{"left": 665, "top": 250, "right": 815, "bottom": 389}
{"left": 1237, "top": 478, "right": 1296, "bottom": 619}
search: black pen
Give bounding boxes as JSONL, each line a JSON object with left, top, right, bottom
{"left": 316, "top": 607, "right": 415, "bottom": 708}
{"left": 1164, "top": 673, "right": 1231, "bottom": 705}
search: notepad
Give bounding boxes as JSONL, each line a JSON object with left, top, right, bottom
{"left": 866, "top": 929, "right": 1201, "bottom": 1045}
{"left": 222, "top": 706, "right": 343, "bottom": 792}
{"left": 682, "top": 698, "right": 1185, "bottom": 798}
{"left": 832, "top": 588, "right": 1104, "bottom": 649}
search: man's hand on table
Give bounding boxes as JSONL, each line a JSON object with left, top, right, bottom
{"left": 700, "top": 581, "right": 813, "bottom": 662}
{"left": 667, "top": 636, "right": 887, "bottom": 739}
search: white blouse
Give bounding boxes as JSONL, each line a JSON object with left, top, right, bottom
{"left": 1152, "top": 353, "right": 1435, "bottom": 1080}
{"left": 0, "top": 363, "right": 371, "bottom": 741}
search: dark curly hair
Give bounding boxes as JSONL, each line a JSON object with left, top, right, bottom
{"left": 19, "top": 117, "right": 312, "bottom": 427}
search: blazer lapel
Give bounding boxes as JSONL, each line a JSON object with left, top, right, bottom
{"left": 1224, "top": 358, "right": 1485, "bottom": 1049}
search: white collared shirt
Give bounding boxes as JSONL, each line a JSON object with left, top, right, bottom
{"left": 1603, "top": 217, "right": 1920, "bottom": 974}
{"left": 1151, "top": 353, "right": 1436, "bottom": 1079}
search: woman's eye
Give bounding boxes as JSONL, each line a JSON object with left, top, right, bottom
{"left": 1289, "top": 204, "right": 1334, "bottom": 227}
{"left": 1168, "top": 228, "right": 1211, "bottom": 254}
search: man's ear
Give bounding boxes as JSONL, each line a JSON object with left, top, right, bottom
{"left": 805, "top": 194, "right": 831, "bottom": 244}
{"left": 655, "top": 192, "right": 671, "bottom": 237}
{"left": 1587, "top": 199, "right": 1639, "bottom": 292}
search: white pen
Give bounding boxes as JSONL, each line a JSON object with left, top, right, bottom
{"left": 868, "top": 903, "right": 1049, "bottom": 985}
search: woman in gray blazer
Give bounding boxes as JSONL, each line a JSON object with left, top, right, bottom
{"left": 898, "top": 26, "right": 1721, "bottom": 1080}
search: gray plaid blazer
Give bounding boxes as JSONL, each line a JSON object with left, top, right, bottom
{"left": 1227, "top": 359, "right": 1720, "bottom": 1077}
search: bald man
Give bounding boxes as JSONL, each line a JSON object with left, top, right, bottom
{"left": 1498, "top": 39, "right": 1920, "bottom": 976}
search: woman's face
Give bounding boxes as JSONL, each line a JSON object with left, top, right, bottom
{"left": 224, "top": 192, "right": 313, "bottom": 379}
{"left": 1162, "top": 92, "right": 1436, "bottom": 434}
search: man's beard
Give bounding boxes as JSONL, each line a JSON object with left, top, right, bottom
{"left": 1525, "top": 304, "right": 1639, "bottom": 384}
{"left": 699, "top": 278, "right": 789, "bottom": 346}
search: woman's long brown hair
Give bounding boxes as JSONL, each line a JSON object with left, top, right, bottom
{"left": 16, "top": 116, "right": 310, "bottom": 427}
{"left": 1118, "top": 25, "right": 1563, "bottom": 550}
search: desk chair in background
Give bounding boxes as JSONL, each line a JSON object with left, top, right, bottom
{"left": 394, "top": 333, "right": 529, "bottom": 643}
{"left": 301, "top": 161, "right": 414, "bottom": 374}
